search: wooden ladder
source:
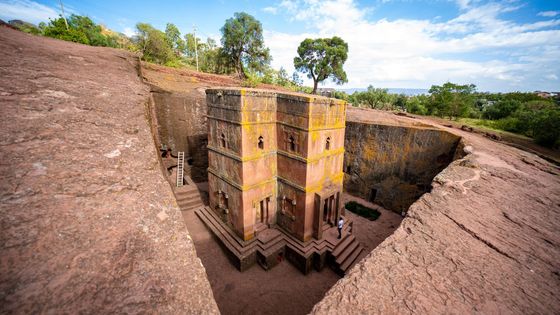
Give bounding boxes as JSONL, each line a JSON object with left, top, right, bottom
{"left": 177, "top": 151, "right": 184, "bottom": 187}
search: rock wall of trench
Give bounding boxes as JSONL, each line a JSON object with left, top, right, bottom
{"left": 151, "top": 90, "right": 208, "bottom": 182}
{"left": 344, "top": 121, "right": 461, "bottom": 212}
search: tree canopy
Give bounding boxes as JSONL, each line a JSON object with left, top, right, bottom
{"left": 135, "top": 23, "right": 174, "bottom": 65}
{"left": 293, "top": 36, "right": 348, "bottom": 94}
{"left": 220, "top": 12, "right": 271, "bottom": 78}
{"left": 165, "top": 23, "right": 185, "bottom": 57}
{"left": 41, "top": 14, "right": 121, "bottom": 47}
{"left": 428, "top": 82, "right": 476, "bottom": 118}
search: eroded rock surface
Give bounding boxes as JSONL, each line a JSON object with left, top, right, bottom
{"left": 344, "top": 121, "right": 461, "bottom": 212}
{"left": 0, "top": 27, "right": 218, "bottom": 313}
{"left": 313, "top": 108, "right": 560, "bottom": 314}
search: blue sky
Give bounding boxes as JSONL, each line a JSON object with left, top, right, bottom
{"left": 1, "top": 0, "right": 559, "bottom": 92}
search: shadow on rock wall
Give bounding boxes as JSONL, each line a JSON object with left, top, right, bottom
{"left": 344, "top": 121, "right": 462, "bottom": 213}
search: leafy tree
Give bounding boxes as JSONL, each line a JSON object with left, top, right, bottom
{"left": 43, "top": 16, "right": 89, "bottom": 44}
{"left": 184, "top": 33, "right": 199, "bottom": 59}
{"left": 352, "top": 86, "right": 393, "bottom": 109}
{"left": 428, "top": 82, "right": 476, "bottom": 118}
{"left": 406, "top": 95, "right": 429, "bottom": 115}
{"left": 483, "top": 99, "right": 521, "bottom": 120}
{"left": 293, "top": 36, "right": 348, "bottom": 94}
{"left": 134, "top": 23, "right": 174, "bottom": 65}
{"left": 531, "top": 109, "right": 560, "bottom": 147}
{"left": 165, "top": 23, "right": 185, "bottom": 56}
{"left": 221, "top": 12, "right": 271, "bottom": 78}
{"left": 41, "top": 14, "right": 117, "bottom": 47}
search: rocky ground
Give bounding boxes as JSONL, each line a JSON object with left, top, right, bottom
{"left": 2, "top": 24, "right": 559, "bottom": 315}
{"left": 0, "top": 26, "right": 218, "bottom": 313}
{"left": 313, "top": 108, "right": 560, "bottom": 314}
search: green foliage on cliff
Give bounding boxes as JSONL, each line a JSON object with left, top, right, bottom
{"left": 41, "top": 15, "right": 123, "bottom": 48}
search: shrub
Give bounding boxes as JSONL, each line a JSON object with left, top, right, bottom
{"left": 345, "top": 201, "right": 381, "bottom": 221}
{"left": 532, "top": 109, "right": 560, "bottom": 148}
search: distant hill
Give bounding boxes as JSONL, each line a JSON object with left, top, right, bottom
{"left": 342, "top": 87, "right": 429, "bottom": 96}
{"left": 8, "top": 19, "right": 40, "bottom": 34}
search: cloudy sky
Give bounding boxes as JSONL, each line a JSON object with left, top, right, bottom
{"left": 1, "top": 0, "right": 559, "bottom": 92}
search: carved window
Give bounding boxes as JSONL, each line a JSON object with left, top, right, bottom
{"left": 288, "top": 135, "right": 296, "bottom": 152}
{"left": 282, "top": 196, "right": 296, "bottom": 217}
{"left": 220, "top": 133, "right": 226, "bottom": 148}
{"left": 258, "top": 136, "right": 264, "bottom": 150}
{"left": 326, "top": 137, "right": 331, "bottom": 150}
{"left": 217, "top": 190, "right": 229, "bottom": 210}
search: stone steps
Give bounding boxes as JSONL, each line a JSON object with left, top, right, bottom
{"left": 195, "top": 207, "right": 255, "bottom": 259}
{"left": 340, "top": 244, "right": 364, "bottom": 272}
{"left": 195, "top": 206, "right": 364, "bottom": 273}
{"left": 332, "top": 233, "right": 354, "bottom": 257}
{"left": 175, "top": 183, "right": 204, "bottom": 211}
{"left": 331, "top": 233, "right": 364, "bottom": 274}
{"left": 335, "top": 238, "right": 359, "bottom": 265}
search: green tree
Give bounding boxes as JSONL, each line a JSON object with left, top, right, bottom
{"left": 43, "top": 16, "right": 89, "bottom": 44}
{"left": 428, "top": 82, "right": 476, "bottom": 118}
{"left": 531, "top": 109, "right": 560, "bottom": 147}
{"left": 293, "top": 36, "right": 348, "bottom": 94}
{"left": 41, "top": 14, "right": 116, "bottom": 47}
{"left": 220, "top": 12, "right": 271, "bottom": 78}
{"left": 483, "top": 99, "right": 521, "bottom": 120}
{"left": 352, "top": 86, "right": 393, "bottom": 109}
{"left": 134, "top": 23, "right": 174, "bottom": 65}
{"left": 165, "top": 23, "right": 185, "bottom": 56}
{"left": 406, "top": 95, "right": 429, "bottom": 115}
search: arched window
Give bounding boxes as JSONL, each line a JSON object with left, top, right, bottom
{"left": 258, "top": 136, "right": 264, "bottom": 150}
{"left": 288, "top": 135, "right": 296, "bottom": 152}
{"left": 326, "top": 137, "right": 331, "bottom": 150}
{"left": 220, "top": 133, "right": 226, "bottom": 148}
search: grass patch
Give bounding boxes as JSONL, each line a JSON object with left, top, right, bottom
{"left": 345, "top": 201, "right": 381, "bottom": 221}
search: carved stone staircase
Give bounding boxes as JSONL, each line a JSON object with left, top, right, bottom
{"left": 194, "top": 206, "right": 285, "bottom": 270}
{"left": 194, "top": 206, "right": 363, "bottom": 274}
{"left": 330, "top": 233, "right": 364, "bottom": 275}
{"left": 174, "top": 182, "right": 204, "bottom": 211}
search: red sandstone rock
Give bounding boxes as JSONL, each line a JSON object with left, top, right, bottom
{"left": 313, "top": 108, "right": 560, "bottom": 314}
{"left": 0, "top": 26, "right": 218, "bottom": 313}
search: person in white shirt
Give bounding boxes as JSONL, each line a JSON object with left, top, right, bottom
{"left": 337, "top": 217, "right": 344, "bottom": 239}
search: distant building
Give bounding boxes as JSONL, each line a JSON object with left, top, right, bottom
{"left": 535, "top": 91, "right": 552, "bottom": 98}
{"left": 317, "top": 88, "right": 336, "bottom": 98}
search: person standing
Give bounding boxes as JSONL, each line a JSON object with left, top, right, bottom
{"left": 337, "top": 217, "right": 344, "bottom": 239}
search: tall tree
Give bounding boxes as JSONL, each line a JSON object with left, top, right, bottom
{"left": 134, "top": 23, "right": 174, "bottom": 64}
{"left": 220, "top": 12, "right": 271, "bottom": 78}
{"left": 353, "top": 86, "right": 393, "bottom": 109}
{"left": 428, "top": 82, "right": 476, "bottom": 118}
{"left": 293, "top": 36, "right": 348, "bottom": 94}
{"left": 165, "top": 23, "right": 185, "bottom": 56}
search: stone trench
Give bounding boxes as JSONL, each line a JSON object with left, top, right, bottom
{"left": 146, "top": 88, "right": 464, "bottom": 315}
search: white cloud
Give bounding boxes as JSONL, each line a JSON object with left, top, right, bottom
{"left": 546, "top": 74, "right": 558, "bottom": 80}
{"left": 0, "top": 0, "right": 59, "bottom": 24}
{"left": 538, "top": 11, "right": 560, "bottom": 17}
{"left": 263, "top": 6, "right": 278, "bottom": 14}
{"left": 455, "top": 0, "right": 472, "bottom": 10}
{"left": 122, "top": 27, "right": 136, "bottom": 37}
{"left": 264, "top": 0, "right": 560, "bottom": 91}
